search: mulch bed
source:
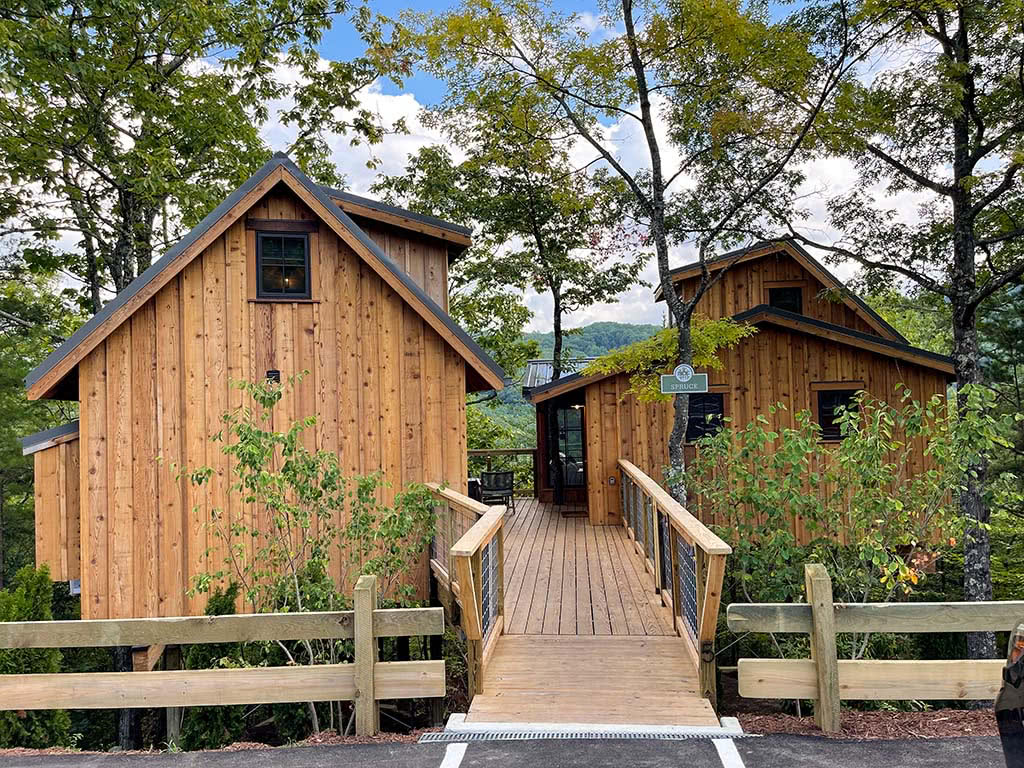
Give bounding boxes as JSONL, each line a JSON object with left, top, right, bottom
{"left": 738, "top": 709, "right": 1000, "bottom": 740}
{"left": 0, "top": 728, "right": 439, "bottom": 758}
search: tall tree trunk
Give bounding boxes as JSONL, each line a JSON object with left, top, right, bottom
{"left": 948, "top": 21, "right": 996, "bottom": 659}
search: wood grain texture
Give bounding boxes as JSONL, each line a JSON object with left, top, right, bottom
{"left": 0, "top": 607, "right": 443, "bottom": 648}
{"left": 738, "top": 658, "right": 1004, "bottom": 700}
{"left": 727, "top": 600, "right": 1024, "bottom": 634}
{"left": 62, "top": 186, "right": 477, "bottom": 617}
{"left": 0, "top": 661, "right": 444, "bottom": 710}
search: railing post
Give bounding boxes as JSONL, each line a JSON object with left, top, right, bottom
{"left": 354, "top": 574, "right": 379, "bottom": 736}
{"left": 804, "top": 563, "right": 840, "bottom": 733}
{"left": 497, "top": 524, "right": 506, "bottom": 621}
{"left": 164, "top": 645, "right": 183, "bottom": 747}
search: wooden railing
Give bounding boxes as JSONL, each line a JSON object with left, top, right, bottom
{"left": 0, "top": 575, "right": 443, "bottom": 739}
{"left": 468, "top": 448, "right": 538, "bottom": 496}
{"left": 728, "top": 563, "right": 1019, "bottom": 732}
{"left": 618, "top": 459, "right": 732, "bottom": 706}
{"left": 426, "top": 484, "right": 505, "bottom": 699}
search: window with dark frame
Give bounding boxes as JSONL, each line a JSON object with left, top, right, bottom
{"left": 685, "top": 393, "right": 725, "bottom": 443}
{"left": 817, "top": 389, "right": 858, "bottom": 441}
{"left": 257, "top": 233, "right": 310, "bottom": 299}
{"left": 768, "top": 285, "right": 803, "bottom": 314}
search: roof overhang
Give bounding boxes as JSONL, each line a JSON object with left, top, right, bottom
{"left": 21, "top": 420, "right": 80, "bottom": 455}
{"left": 322, "top": 187, "right": 472, "bottom": 262}
{"left": 25, "top": 154, "right": 504, "bottom": 400}
{"left": 655, "top": 239, "right": 907, "bottom": 344}
{"left": 525, "top": 369, "right": 618, "bottom": 404}
{"left": 734, "top": 305, "right": 956, "bottom": 376}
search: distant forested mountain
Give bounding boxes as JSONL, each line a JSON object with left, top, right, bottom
{"left": 525, "top": 321, "right": 662, "bottom": 359}
{"left": 476, "top": 322, "right": 663, "bottom": 447}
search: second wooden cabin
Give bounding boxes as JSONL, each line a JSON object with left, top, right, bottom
{"left": 524, "top": 240, "right": 955, "bottom": 533}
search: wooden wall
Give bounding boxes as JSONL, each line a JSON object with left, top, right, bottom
{"left": 583, "top": 324, "right": 950, "bottom": 536}
{"left": 675, "top": 252, "right": 881, "bottom": 336}
{"left": 33, "top": 438, "right": 81, "bottom": 581}
{"left": 75, "top": 184, "right": 469, "bottom": 619}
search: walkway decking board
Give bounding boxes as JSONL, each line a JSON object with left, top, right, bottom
{"left": 464, "top": 635, "right": 718, "bottom": 726}
{"left": 503, "top": 498, "right": 676, "bottom": 636}
{"left": 467, "top": 499, "right": 716, "bottom": 727}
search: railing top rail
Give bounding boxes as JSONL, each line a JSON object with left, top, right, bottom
{"left": 0, "top": 607, "right": 444, "bottom": 649}
{"left": 618, "top": 459, "right": 731, "bottom": 556}
{"left": 451, "top": 506, "right": 505, "bottom": 558}
{"left": 728, "top": 599, "right": 1024, "bottom": 634}
{"left": 467, "top": 448, "right": 537, "bottom": 456}
{"left": 425, "top": 483, "right": 491, "bottom": 518}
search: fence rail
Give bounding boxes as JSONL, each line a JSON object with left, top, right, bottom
{"left": 427, "top": 484, "right": 506, "bottom": 699}
{"left": 468, "top": 448, "right": 538, "bottom": 496}
{"left": 617, "top": 459, "right": 731, "bottom": 706}
{"left": 728, "top": 563, "right": 1020, "bottom": 732}
{"left": 0, "top": 575, "right": 443, "bottom": 737}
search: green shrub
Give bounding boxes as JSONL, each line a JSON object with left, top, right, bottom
{"left": 0, "top": 566, "right": 71, "bottom": 748}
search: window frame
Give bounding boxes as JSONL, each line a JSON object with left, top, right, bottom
{"left": 255, "top": 231, "right": 312, "bottom": 300}
{"left": 684, "top": 392, "right": 726, "bottom": 444}
{"left": 767, "top": 284, "right": 804, "bottom": 315}
{"left": 816, "top": 387, "right": 859, "bottom": 442}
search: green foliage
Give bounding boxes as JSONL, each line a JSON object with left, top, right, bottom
{"left": 525, "top": 322, "right": 664, "bottom": 360}
{"left": 686, "top": 386, "right": 1019, "bottom": 615}
{"left": 582, "top": 317, "right": 756, "bottom": 402}
{"left": 0, "top": 0, "right": 411, "bottom": 310}
{"left": 182, "top": 374, "right": 435, "bottom": 612}
{"left": 0, "top": 566, "right": 70, "bottom": 748}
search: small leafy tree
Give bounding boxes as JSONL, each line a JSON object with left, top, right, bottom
{"left": 178, "top": 375, "right": 436, "bottom": 738}
{"left": 581, "top": 317, "right": 756, "bottom": 403}
{"left": 685, "top": 385, "right": 1021, "bottom": 659}
{"left": 0, "top": 566, "right": 71, "bottom": 748}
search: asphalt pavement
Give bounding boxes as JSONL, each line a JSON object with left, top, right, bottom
{"left": 0, "top": 735, "right": 1009, "bottom": 768}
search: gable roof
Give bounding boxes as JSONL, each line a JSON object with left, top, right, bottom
{"left": 524, "top": 304, "right": 953, "bottom": 404}
{"left": 654, "top": 238, "right": 907, "bottom": 343}
{"left": 733, "top": 305, "right": 955, "bottom": 375}
{"left": 321, "top": 186, "right": 472, "bottom": 260}
{"left": 25, "top": 153, "right": 505, "bottom": 400}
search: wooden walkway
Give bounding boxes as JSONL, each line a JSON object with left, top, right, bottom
{"left": 502, "top": 497, "right": 676, "bottom": 636}
{"left": 465, "top": 498, "right": 718, "bottom": 727}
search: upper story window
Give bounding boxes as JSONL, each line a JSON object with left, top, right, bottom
{"left": 685, "top": 393, "right": 725, "bottom": 443}
{"left": 768, "top": 285, "right": 803, "bottom": 314}
{"left": 817, "top": 389, "right": 858, "bottom": 441}
{"left": 257, "top": 233, "right": 310, "bottom": 299}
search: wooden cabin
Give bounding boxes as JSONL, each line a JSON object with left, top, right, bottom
{"left": 21, "top": 153, "right": 504, "bottom": 619}
{"left": 524, "top": 240, "right": 955, "bottom": 532}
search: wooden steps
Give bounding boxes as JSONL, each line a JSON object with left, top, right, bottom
{"left": 465, "top": 635, "right": 718, "bottom": 726}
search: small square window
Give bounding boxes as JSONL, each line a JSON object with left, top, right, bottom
{"left": 257, "top": 233, "right": 310, "bottom": 299}
{"left": 769, "top": 286, "right": 803, "bottom": 314}
{"left": 685, "top": 393, "right": 725, "bottom": 443}
{"left": 817, "top": 389, "right": 858, "bottom": 441}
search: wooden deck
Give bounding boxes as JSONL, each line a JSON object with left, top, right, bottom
{"left": 503, "top": 497, "right": 676, "bottom": 636}
{"left": 465, "top": 498, "right": 717, "bottom": 727}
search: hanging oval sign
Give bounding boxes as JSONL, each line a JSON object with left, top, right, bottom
{"left": 673, "top": 363, "right": 695, "bottom": 382}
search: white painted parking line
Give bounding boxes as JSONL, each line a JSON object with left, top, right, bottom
{"left": 714, "top": 738, "right": 747, "bottom": 768}
{"left": 439, "top": 742, "right": 468, "bottom": 768}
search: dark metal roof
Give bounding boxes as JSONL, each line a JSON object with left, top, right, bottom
{"left": 20, "top": 420, "right": 80, "bottom": 455}
{"left": 661, "top": 237, "right": 908, "bottom": 344}
{"left": 25, "top": 153, "right": 504, "bottom": 396}
{"left": 319, "top": 186, "right": 473, "bottom": 238}
{"left": 522, "top": 358, "right": 598, "bottom": 390}
{"left": 733, "top": 304, "right": 954, "bottom": 370}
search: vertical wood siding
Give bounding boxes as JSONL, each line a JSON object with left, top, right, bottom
{"left": 582, "top": 326, "right": 949, "bottom": 538}
{"left": 74, "top": 187, "right": 468, "bottom": 618}
{"left": 676, "top": 253, "right": 881, "bottom": 335}
{"left": 33, "top": 438, "right": 80, "bottom": 581}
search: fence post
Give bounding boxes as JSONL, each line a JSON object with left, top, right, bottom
{"left": 804, "top": 563, "right": 840, "bottom": 733}
{"left": 354, "top": 574, "right": 379, "bottom": 736}
{"left": 164, "top": 645, "right": 184, "bottom": 746}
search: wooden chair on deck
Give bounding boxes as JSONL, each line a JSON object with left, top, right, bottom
{"left": 480, "top": 470, "right": 515, "bottom": 514}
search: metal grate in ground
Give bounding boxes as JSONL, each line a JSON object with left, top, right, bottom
{"left": 420, "top": 730, "right": 759, "bottom": 743}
